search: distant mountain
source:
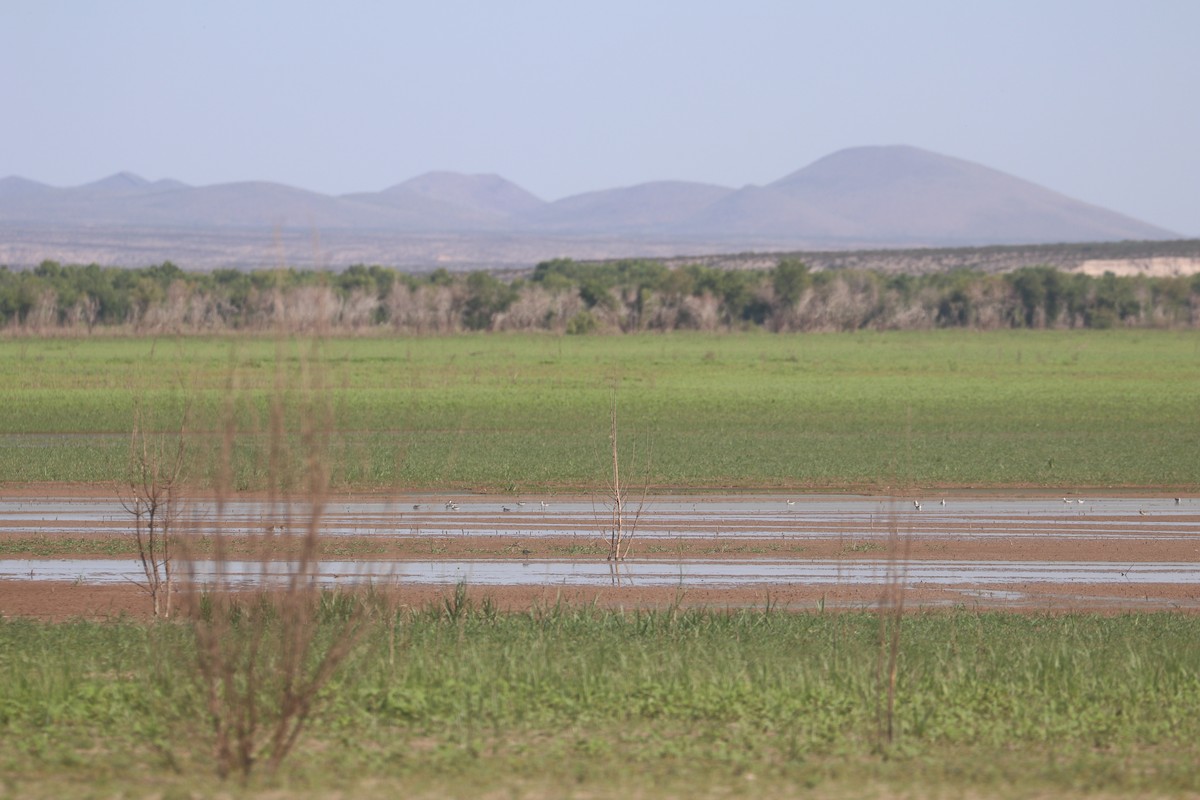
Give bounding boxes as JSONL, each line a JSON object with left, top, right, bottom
{"left": 0, "top": 147, "right": 1182, "bottom": 269}
{"left": 734, "top": 145, "right": 1177, "bottom": 244}
{"left": 382, "top": 171, "right": 544, "bottom": 217}
{"left": 81, "top": 172, "right": 190, "bottom": 195}
{"left": 118, "top": 181, "right": 417, "bottom": 229}
{"left": 82, "top": 171, "right": 153, "bottom": 192}
{"left": 0, "top": 176, "right": 53, "bottom": 199}
{"left": 516, "top": 181, "right": 734, "bottom": 233}
{"left": 1, "top": 177, "right": 410, "bottom": 229}
{"left": 676, "top": 184, "right": 851, "bottom": 240}
{"left": 506, "top": 146, "right": 1177, "bottom": 244}
{"left": 343, "top": 172, "right": 544, "bottom": 230}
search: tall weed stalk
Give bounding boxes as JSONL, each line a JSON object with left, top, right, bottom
{"left": 875, "top": 433, "right": 914, "bottom": 750}
{"left": 875, "top": 515, "right": 909, "bottom": 749}
{"left": 605, "top": 396, "right": 647, "bottom": 562}
{"left": 180, "top": 335, "right": 363, "bottom": 781}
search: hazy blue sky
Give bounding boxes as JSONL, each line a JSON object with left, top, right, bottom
{"left": 3, "top": 0, "right": 1197, "bottom": 235}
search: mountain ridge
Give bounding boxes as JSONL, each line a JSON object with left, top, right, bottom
{"left": 0, "top": 146, "right": 1182, "bottom": 269}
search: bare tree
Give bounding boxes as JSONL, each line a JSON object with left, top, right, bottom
{"left": 27, "top": 289, "right": 59, "bottom": 332}
{"left": 65, "top": 295, "right": 100, "bottom": 333}
{"left": 120, "top": 405, "right": 188, "bottom": 618}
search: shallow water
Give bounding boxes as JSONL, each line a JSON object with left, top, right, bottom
{"left": 5, "top": 556, "right": 1198, "bottom": 589}
{"left": 1, "top": 495, "right": 1196, "bottom": 541}
{"left": 4, "top": 494, "right": 1198, "bottom": 600}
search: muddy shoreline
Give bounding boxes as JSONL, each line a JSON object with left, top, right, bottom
{"left": 3, "top": 579, "right": 1198, "bottom": 622}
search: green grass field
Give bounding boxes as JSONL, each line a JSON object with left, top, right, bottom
{"left": 2, "top": 605, "right": 1200, "bottom": 798}
{"left": 4, "top": 330, "right": 1200, "bottom": 799}
{"left": 1, "top": 330, "right": 1198, "bottom": 491}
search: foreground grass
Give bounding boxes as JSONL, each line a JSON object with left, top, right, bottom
{"left": 2, "top": 604, "right": 1200, "bottom": 797}
{"left": 1, "top": 330, "right": 1199, "bottom": 490}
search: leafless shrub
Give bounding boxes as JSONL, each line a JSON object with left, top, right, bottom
{"left": 493, "top": 286, "right": 583, "bottom": 332}
{"left": 180, "top": 337, "right": 363, "bottom": 782}
{"left": 283, "top": 285, "right": 340, "bottom": 332}
{"left": 337, "top": 288, "right": 380, "bottom": 330}
{"left": 605, "top": 397, "right": 648, "bottom": 562}
{"left": 678, "top": 292, "right": 722, "bottom": 331}
{"left": 120, "top": 404, "right": 188, "bottom": 618}
{"left": 384, "top": 282, "right": 465, "bottom": 334}
{"left": 27, "top": 289, "right": 59, "bottom": 332}
{"left": 65, "top": 294, "right": 100, "bottom": 332}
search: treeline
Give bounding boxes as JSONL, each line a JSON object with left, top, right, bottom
{"left": 1, "top": 257, "right": 1198, "bottom": 335}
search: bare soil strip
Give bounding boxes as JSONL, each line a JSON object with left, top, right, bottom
{"left": 4, "top": 579, "right": 1198, "bottom": 622}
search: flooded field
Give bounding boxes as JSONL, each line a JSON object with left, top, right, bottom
{"left": 7, "top": 555, "right": 1200, "bottom": 588}
{"left": 2, "top": 494, "right": 1195, "bottom": 540}
{"left": 2, "top": 493, "right": 1198, "bottom": 614}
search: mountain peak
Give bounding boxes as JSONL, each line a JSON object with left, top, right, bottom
{"left": 771, "top": 145, "right": 988, "bottom": 191}
{"left": 753, "top": 145, "right": 1178, "bottom": 244}
{"left": 382, "top": 171, "right": 545, "bottom": 217}
{"left": 83, "top": 172, "right": 152, "bottom": 192}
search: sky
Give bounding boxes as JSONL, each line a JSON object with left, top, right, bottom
{"left": 2, "top": 0, "right": 1197, "bottom": 236}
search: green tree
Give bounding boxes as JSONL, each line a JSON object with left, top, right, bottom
{"left": 462, "top": 271, "right": 517, "bottom": 330}
{"left": 772, "top": 259, "right": 812, "bottom": 307}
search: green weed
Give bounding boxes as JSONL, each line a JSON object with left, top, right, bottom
{"left": 3, "top": 608, "right": 1200, "bottom": 797}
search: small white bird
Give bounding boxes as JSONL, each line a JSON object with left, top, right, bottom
{"left": 913, "top": 500, "right": 922, "bottom": 511}
{"left": 939, "top": 499, "right": 946, "bottom": 506}
{"left": 786, "top": 499, "right": 796, "bottom": 507}
{"left": 540, "top": 500, "right": 549, "bottom": 509}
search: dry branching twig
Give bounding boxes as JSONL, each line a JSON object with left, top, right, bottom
{"left": 121, "top": 402, "right": 188, "bottom": 618}
{"left": 606, "top": 396, "right": 648, "bottom": 563}
{"left": 181, "top": 336, "right": 363, "bottom": 782}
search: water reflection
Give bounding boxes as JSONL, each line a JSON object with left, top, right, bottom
{"left": 5, "top": 557, "right": 1199, "bottom": 588}
{"left": 1, "top": 495, "right": 1196, "bottom": 541}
